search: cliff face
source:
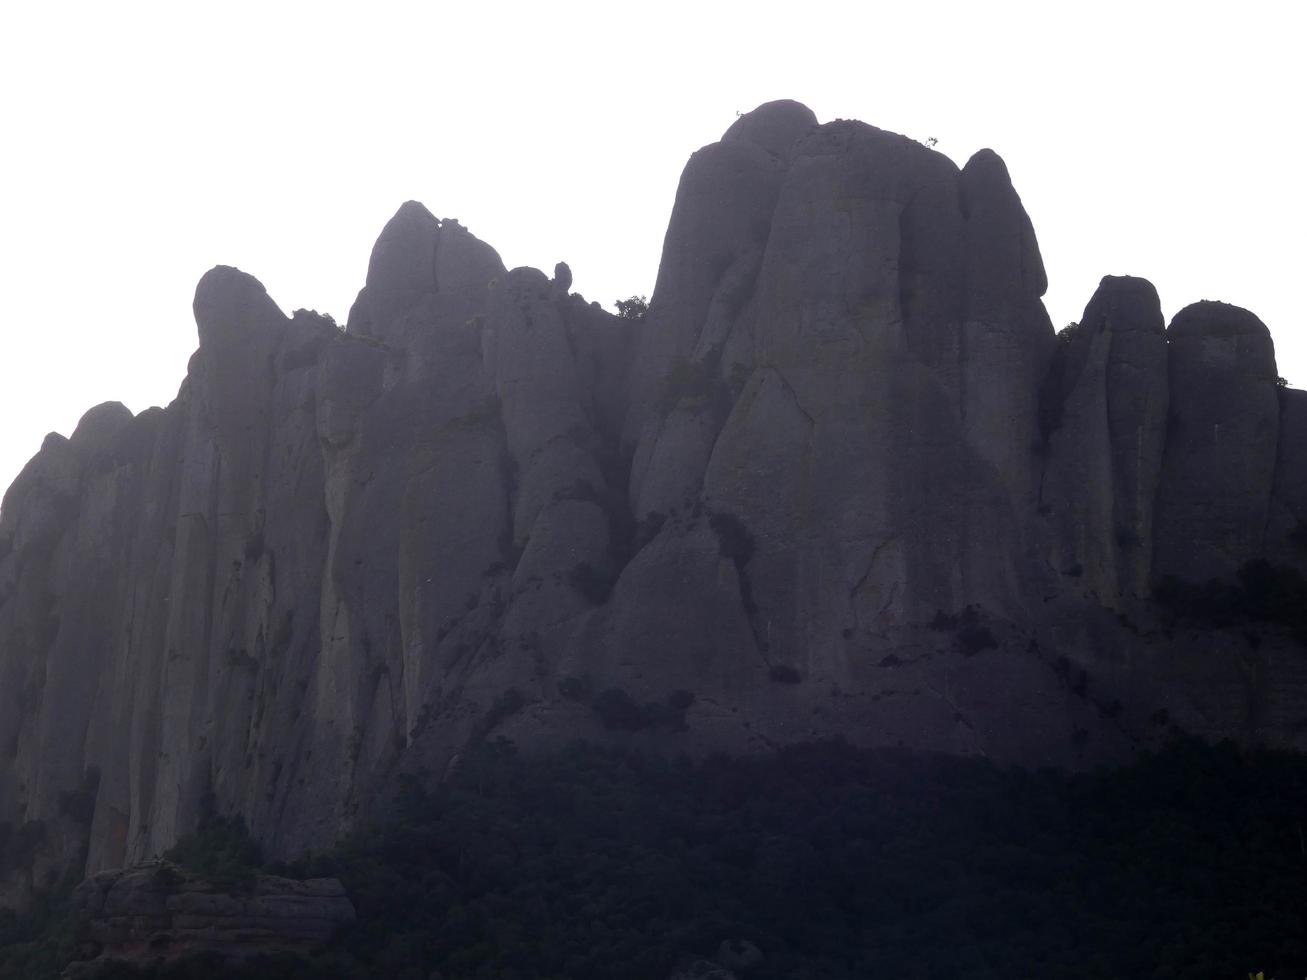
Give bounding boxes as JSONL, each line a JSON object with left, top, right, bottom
{"left": 2, "top": 101, "right": 1305, "bottom": 902}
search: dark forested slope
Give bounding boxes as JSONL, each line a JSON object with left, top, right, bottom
{"left": 6, "top": 738, "right": 1307, "bottom": 979}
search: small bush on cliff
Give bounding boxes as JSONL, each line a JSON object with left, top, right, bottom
{"left": 615, "top": 295, "right": 648, "bottom": 320}
{"left": 657, "top": 356, "right": 715, "bottom": 414}
{"left": 162, "top": 798, "right": 262, "bottom": 892}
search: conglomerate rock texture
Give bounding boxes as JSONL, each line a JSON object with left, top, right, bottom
{"left": 2, "top": 100, "right": 1304, "bottom": 901}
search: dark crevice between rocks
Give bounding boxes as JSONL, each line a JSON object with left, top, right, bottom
{"left": 552, "top": 447, "right": 635, "bottom": 608}
{"left": 1032, "top": 320, "right": 1088, "bottom": 511}
{"left": 570, "top": 409, "right": 640, "bottom": 598}
{"left": 567, "top": 561, "right": 615, "bottom": 606}
{"left": 707, "top": 510, "right": 777, "bottom": 674}
{"left": 1034, "top": 322, "right": 1083, "bottom": 457}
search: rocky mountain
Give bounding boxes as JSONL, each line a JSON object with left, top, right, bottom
{"left": 2, "top": 100, "right": 1305, "bottom": 904}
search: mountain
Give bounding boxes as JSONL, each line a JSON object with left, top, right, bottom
{"left": 2, "top": 99, "right": 1305, "bottom": 905}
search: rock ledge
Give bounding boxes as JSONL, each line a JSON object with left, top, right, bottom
{"left": 66, "top": 862, "right": 354, "bottom": 974}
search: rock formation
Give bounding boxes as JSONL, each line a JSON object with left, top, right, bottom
{"left": 1041, "top": 275, "right": 1169, "bottom": 600}
{"left": 1152, "top": 302, "right": 1282, "bottom": 581}
{"left": 2, "top": 100, "right": 1305, "bottom": 904}
{"left": 66, "top": 862, "right": 353, "bottom": 973}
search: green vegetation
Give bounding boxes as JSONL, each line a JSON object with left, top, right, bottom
{"left": 657, "top": 356, "right": 716, "bottom": 415}
{"left": 162, "top": 797, "right": 263, "bottom": 892}
{"left": 0, "top": 885, "right": 76, "bottom": 980}
{"left": 9, "top": 738, "right": 1307, "bottom": 978}
{"left": 1154, "top": 559, "right": 1307, "bottom": 647}
{"left": 0, "top": 813, "right": 87, "bottom": 980}
{"left": 615, "top": 296, "right": 649, "bottom": 321}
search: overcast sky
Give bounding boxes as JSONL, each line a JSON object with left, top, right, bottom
{"left": 1, "top": 0, "right": 1302, "bottom": 501}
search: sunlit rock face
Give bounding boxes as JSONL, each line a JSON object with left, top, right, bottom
{"left": 2, "top": 101, "right": 1305, "bottom": 902}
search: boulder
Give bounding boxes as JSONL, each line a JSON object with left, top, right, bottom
{"left": 68, "top": 862, "right": 354, "bottom": 971}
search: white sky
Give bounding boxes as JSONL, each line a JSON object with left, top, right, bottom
{"left": 1, "top": 0, "right": 1302, "bottom": 500}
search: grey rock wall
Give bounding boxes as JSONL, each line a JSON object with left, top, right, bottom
{"left": 1, "top": 101, "right": 1304, "bottom": 905}
{"left": 1042, "top": 275, "right": 1169, "bottom": 602}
